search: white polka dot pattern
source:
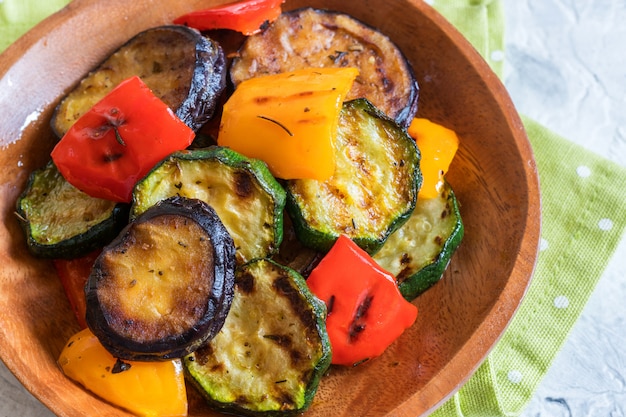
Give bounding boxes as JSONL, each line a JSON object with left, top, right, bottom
{"left": 508, "top": 370, "right": 523, "bottom": 384}
{"left": 576, "top": 165, "right": 591, "bottom": 178}
{"left": 598, "top": 218, "right": 614, "bottom": 231}
{"left": 554, "top": 295, "right": 569, "bottom": 309}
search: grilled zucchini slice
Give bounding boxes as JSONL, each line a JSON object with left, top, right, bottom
{"left": 15, "top": 161, "right": 128, "bottom": 259}
{"left": 51, "top": 25, "right": 226, "bottom": 136}
{"left": 131, "top": 146, "right": 286, "bottom": 264}
{"left": 184, "top": 258, "right": 330, "bottom": 416}
{"left": 85, "top": 196, "right": 235, "bottom": 361}
{"left": 374, "top": 182, "right": 464, "bottom": 300}
{"left": 286, "top": 98, "right": 421, "bottom": 255}
{"left": 230, "top": 7, "right": 419, "bottom": 127}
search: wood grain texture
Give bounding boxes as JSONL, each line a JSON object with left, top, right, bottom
{"left": 0, "top": 0, "right": 541, "bottom": 416}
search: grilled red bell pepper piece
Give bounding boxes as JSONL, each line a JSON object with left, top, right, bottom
{"left": 173, "top": 0, "right": 285, "bottom": 36}
{"left": 53, "top": 250, "right": 101, "bottom": 329}
{"left": 51, "top": 76, "right": 194, "bottom": 203}
{"left": 306, "top": 235, "right": 418, "bottom": 366}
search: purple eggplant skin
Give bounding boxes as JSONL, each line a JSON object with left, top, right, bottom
{"left": 51, "top": 25, "right": 227, "bottom": 136}
{"left": 85, "top": 196, "right": 235, "bottom": 361}
{"left": 174, "top": 26, "right": 227, "bottom": 131}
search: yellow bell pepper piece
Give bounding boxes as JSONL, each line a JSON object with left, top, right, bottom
{"left": 217, "top": 67, "right": 359, "bottom": 181}
{"left": 407, "top": 118, "right": 459, "bottom": 199}
{"left": 58, "top": 328, "right": 187, "bottom": 417}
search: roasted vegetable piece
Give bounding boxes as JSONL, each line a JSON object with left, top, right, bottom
{"left": 51, "top": 25, "right": 226, "bottom": 136}
{"left": 408, "top": 118, "right": 460, "bottom": 199}
{"left": 372, "top": 118, "right": 463, "bottom": 299}
{"left": 131, "top": 146, "right": 286, "bottom": 264}
{"left": 58, "top": 328, "right": 187, "bottom": 417}
{"left": 15, "top": 161, "right": 129, "bottom": 259}
{"left": 230, "top": 7, "right": 419, "bottom": 127}
{"left": 174, "top": 0, "right": 285, "bottom": 35}
{"left": 53, "top": 250, "right": 101, "bottom": 329}
{"left": 217, "top": 67, "right": 359, "bottom": 181}
{"left": 184, "top": 258, "right": 331, "bottom": 416}
{"left": 286, "top": 99, "right": 421, "bottom": 254}
{"left": 51, "top": 76, "right": 195, "bottom": 203}
{"left": 86, "top": 196, "right": 236, "bottom": 361}
{"left": 306, "top": 235, "right": 418, "bottom": 367}
{"left": 374, "top": 181, "right": 464, "bottom": 300}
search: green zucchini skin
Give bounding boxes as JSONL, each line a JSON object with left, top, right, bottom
{"left": 131, "top": 146, "right": 286, "bottom": 264}
{"left": 286, "top": 99, "right": 421, "bottom": 255}
{"left": 184, "top": 258, "right": 331, "bottom": 416}
{"left": 15, "top": 161, "right": 129, "bottom": 259}
{"left": 373, "top": 182, "right": 464, "bottom": 300}
{"left": 86, "top": 196, "right": 236, "bottom": 361}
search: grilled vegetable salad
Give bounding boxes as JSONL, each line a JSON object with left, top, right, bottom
{"left": 15, "top": 2, "right": 464, "bottom": 416}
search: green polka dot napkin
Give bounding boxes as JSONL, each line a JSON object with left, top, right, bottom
{"left": 428, "top": 0, "right": 626, "bottom": 416}
{"left": 0, "top": 0, "right": 69, "bottom": 51}
{"left": 2, "top": 1, "right": 625, "bottom": 416}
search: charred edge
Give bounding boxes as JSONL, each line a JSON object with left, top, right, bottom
{"left": 111, "top": 358, "right": 132, "bottom": 374}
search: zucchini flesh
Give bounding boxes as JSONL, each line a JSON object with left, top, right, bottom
{"left": 86, "top": 196, "right": 235, "bottom": 361}
{"left": 51, "top": 25, "right": 226, "bottom": 136}
{"left": 286, "top": 99, "right": 421, "bottom": 254}
{"left": 230, "top": 7, "right": 419, "bottom": 127}
{"left": 15, "top": 161, "right": 128, "bottom": 259}
{"left": 184, "top": 258, "right": 330, "bottom": 416}
{"left": 373, "top": 182, "right": 464, "bottom": 300}
{"left": 131, "top": 147, "right": 286, "bottom": 264}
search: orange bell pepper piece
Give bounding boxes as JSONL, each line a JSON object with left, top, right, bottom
{"left": 58, "top": 328, "right": 188, "bottom": 417}
{"left": 217, "top": 67, "right": 359, "bottom": 181}
{"left": 407, "top": 118, "right": 459, "bottom": 199}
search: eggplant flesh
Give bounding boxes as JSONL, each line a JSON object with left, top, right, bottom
{"left": 85, "top": 196, "right": 235, "bottom": 361}
{"left": 51, "top": 25, "right": 227, "bottom": 136}
{"left": 230, "top": 7, "right": 419, "bottom": 127}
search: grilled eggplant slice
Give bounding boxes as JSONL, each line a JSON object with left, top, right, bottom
{"left": 51, "top": 25, "right": 226, "bottom": 136}
{"left": 85, "top": 196, "right": 235, "bottom": 361}
{"left": 286, "top": 99, "right": 421, "bottom": 255}
{"left": 15, "top": 161, "right": 128, "bottom": 259}
{"left": 374, "top": 182, "right": 464, "bottom": 300}
{"left": 230, "top": 7, "right": 419, "bottom": 127}
{"left": 184, "top": 258, "right": 330, "bottom": 416}
{"left": 131, "top": 146, "right": 286, "bottom": 264}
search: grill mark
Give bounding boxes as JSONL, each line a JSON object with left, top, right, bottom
{"left": 348, "top": 294, "right": 373, "bottom": 342}
{"left": 272, "top": 274, "right": 317, "bottom": 335}
{"left": 234, "top": 171, "right": 255, "bottom": 198}
{"left": 193, "top": 343, "right": 214, "bottom": 366}
{"left": 236, "top": 272, "right": 255, "bottom": 294}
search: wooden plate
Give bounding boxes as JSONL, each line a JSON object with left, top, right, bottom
{"left": 0, "top": 0, "right": 541, "bottom": 415}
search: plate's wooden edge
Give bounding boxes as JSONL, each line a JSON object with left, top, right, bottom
{"left": 391, "top": 2, "right": 542, "bottom": 414}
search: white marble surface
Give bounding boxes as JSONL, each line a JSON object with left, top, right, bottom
{"left": 505, "top": 0, "right": 626, "bottom": 415}
{"left": 1, "top": 0, "right": 625, "bottom": 416}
